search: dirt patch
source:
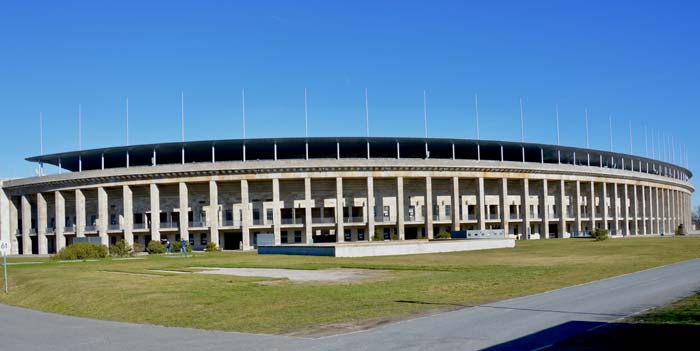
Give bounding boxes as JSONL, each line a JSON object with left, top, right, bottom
{"left": 191, "top": 267, "right": 390, "bottom": 283}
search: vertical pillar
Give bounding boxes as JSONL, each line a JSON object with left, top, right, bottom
{"left": 37, "top": 193, "right": 48, "bottom": 254}
{"left": 98, "top": 187, "right": 108, "bottom": 246}
{"left": 122, "top": 185, "right": 133, "bottom": 246}
{"left": 209, "top": 180, "right": 219, "bottom": 247}
{"left": 397, "top": 177, "right": 405, "bottom": 240}
{"left": 541, "top": 179, "right": 550, "bottom": 239}
{"left": 55, "top": 191, "right": 66, "bottom": 251}
{"left": 612, "top": 183, "right": 620, "bottom": 235}
{"left": 241, "top": 179, "right": 251, "bottom": 249}
{"left": 521, "top": 179, "right": 530, "bottom": 239}
{"left": 272, "top": 178, "right": 281, "bottom": 245}
{"left": 178, "top": 182, "right": 189, "bottom": 241}
{"left": 304, "top": 177, "right": 312, "bottom": 244}
{"left": 149, "top": 184, "right": 160, "bottom": 241}
{"left": 655, "top": 187, "right": 661, "bottom": 235}
{"left": 574, "top": 180, "right": 582, "bottom": 235}
{"left": 425, "top": 176, "right": 434, "bottom": 239}
{"left": 75, "top": 189, "right": 85, "bottom": 238}
{"left": 649, "top": 186, "right": 656, "bottom": 234}
{"left": 630, "top": 185, "right": 637, "bottom": 235}
{"left": 9, "top": 197, "right": 18, "bottom": 255}
{"left": 500, "top": 178, "right": 509, "bottom": 235}
{"left": 589, "top": 181, "right": 595, "bottom": 232}
{"left": 478, "top": 177, "right": 486, "bottom": 231}
{"left": 660, "top": 188, "right": 666, "bottom": 234}
{"left": 602, "top": 182, "right": 609, "bottom": 231}
{"left": 0, "top": 186, "right": 11, "bottom": 253}
{"left": 558, "top": 179, "right": 566, "bottom": 238}
{"left": 640, "top": 185, "right": 647, "bottom": 235}
{"left": 367, "top": 176, "right": 375, "bottom": 241}
{"left": 452, "top": 177, "right": 460, "bottom": 232}
{"left": 336, "top": 177, "right": 344, "bottom": 242}
{"left": 21, "top": 195, "right": 32, "bottom": 255}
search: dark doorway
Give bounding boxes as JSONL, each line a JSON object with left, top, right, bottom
{"left": 549, "top": 223, "right": 559, "bottom": 238}
{"left": 223, "top": 232, "right": 242, "bottom": 250}
{"left": 405, "top": 227, "right": 418, "bottom": 240}
{"left": 313, "top": 231, "right": 336, "bottom": 243}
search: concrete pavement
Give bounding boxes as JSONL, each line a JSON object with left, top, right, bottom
{"left": 1, "top": 259, "right": 699, "bottom": 351}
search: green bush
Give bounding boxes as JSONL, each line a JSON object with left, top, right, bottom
{"left": 390, "top": 231, "right": 398, "bottom": 240}
{"left": 436, "top": 231, "right": 451, "bottom": 239}
{"left": 591, "top": 228, "right": 609, "bottom": 241}
{"left": 206, "top": 241, "right": 219, "bottom": 252}
{"left": 53, "top": 242, "right": 108, "bottom": 260}
{"left": 172, "top": 241, "right": 192, "bottom": 253}
{"left": 675, "top": 228, "right": 685, "bottom": 236}
{"left": 109, "top": 240, "right": 132, "bottom": 257}
{"left": 372, "top": 230, "right": 383, "bottom": 241}
{"left": 146, "top": 240, "right": 166, "bottom": 254}
{"left": 132, "top": 242, "right": 143, "bottom": 253}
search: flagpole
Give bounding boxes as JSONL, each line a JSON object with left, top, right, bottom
{"left": 585, "top": 108, "right": 590, "bottom": 148}
{"left": 555, "top": 104, "right": 560, "bottom": 145}
{"left": 644, "top": 125, "right": 648, "bottom": 157}
{"left": 628, "top": 120, "right": 633, "bottom": 154}
{"left": 423, "top": 90, "right": 428, "bottom": 159}
{"left": 475, "top": 93, "right": 480, "bottom": 160}
{"left": 519, "top": 97, "right": 524, "bottom": 142}
{"left": 608, "top": 115, "right": 613, "bottom": 152}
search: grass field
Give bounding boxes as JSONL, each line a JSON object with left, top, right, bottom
{"left": 1, "top": 237, "right": 699, "bottom": 334}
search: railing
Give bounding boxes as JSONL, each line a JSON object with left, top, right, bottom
{"left": 548, "top": 212, "right": 558, "bottom": 218}
{"left": 221, "top": 219, "right": 241, "bottom": 227}
{"left": 509, "top": 213, "right": 521, "bottom": 220}
{"left": 133, "top": 223, "right": 147, "bottom": 230}
{"left": 252, "top": 218, "right": 270, "bottom": 226}
{"left": 44, "top": 227, "right": 55, "bottom": 234}
{"left": 375, "top": 216, "right": 393, "bottom": 223}
{"left": 108, "top": 224, "right": 122, "bottom": 231}
{"left": 485, "top": 214, "right": 500, "bottom": 221}
{"left": 188, "top": 221, "right": 207, "bottom": 228}
{"left": 65, "top": 225, "right": 76, "bottom": 233}
{"left": 160, "top": 222, "right": 179, "bottom": 229}
{"left": 343, "top": 216, "right": 365, "bottom": 223}
{"left": 312, "top": 217, "right": 335, "bottom": 224}
{"left": 567, "top": 211, "right": 575, "bottom": 218}
{"left": 432, "top": 215, "right": 451, "bottom": 222}
{"left": 84, "top": 225, "right": 97, "bottom": 232}
{"left": 281, "top": 218, "right": 304, "bottom": 225}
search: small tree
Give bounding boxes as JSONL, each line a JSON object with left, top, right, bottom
{"left": 206, "top": 241, "right": 219, "bottom": 252}
{"left": 436, "top": 231, "right": 451, "bottom": 239}
{"left": 132, "top": 242, "right": 143, "bottom": 253}
{"left": 146, "top": 240, "right": 166, "bottom": 254}
{"left": 109, "top": 239, "right": 132, "bottom": 257}
{"left": 372, "top": 229, "right": 383, "bottom": 241}
{"left": 590, "top": 228, "right": 608, "bottom": 241}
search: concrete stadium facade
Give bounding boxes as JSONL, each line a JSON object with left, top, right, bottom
{"left": 0, "top": 137, "right": 694, "bottom": 255}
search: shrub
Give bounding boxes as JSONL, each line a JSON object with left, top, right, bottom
{"left": 146, "top": 240, "right": 166, "bottom": 254}
{"left": 109, "top": 239, "right": 132, "bottom": 257}
{"left": 390, "top": 231, "right": 398, "bottom": 240}
{"left": 53, "top": 242, "right": 108, "bottom": 260}
{"left": 675, "top": 227, "right": 685, "bottom": 236}
{"left": 172, "top": 241, "right": 192, "bottom": 253}
{"left": 436, "top": 231, "right": 451, "bottom": 239}
{"left": 206, "top": 241, "right": 219, "bottom": 252}
{"left": 372, "top": 230, "right": 383, "bottom": 241}
{"left": 591, "top": 228, "right": 608, "bottom": 241}
{"left": 132, "top": 242, "right": 143, "bottom": 253}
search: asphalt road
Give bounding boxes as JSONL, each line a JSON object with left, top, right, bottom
{"left": 1, "top": 259, "right": 699, "bottom": 351}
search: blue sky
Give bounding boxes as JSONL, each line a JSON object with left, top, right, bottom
{"left": 1, "top": 0, "right": 699, "bottom": 206}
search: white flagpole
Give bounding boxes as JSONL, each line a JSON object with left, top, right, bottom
{"left": 651, "top": 128, "right": 655, "bottom": 159}
{"left": 644, "top": 125, "right": 648, "bottom": 157}
{"left": 628, "top": 120, "right": 633, "bottom": 154}
{"left": 365, "top": 88, "right": 369, "bottom": 137}
{"left": 671, "top": 136, "right": 675, "bottom": 163}
{"left": 475, "top": 93, "right": 480, "bottom": 140}
{"left": 585, "top": 108, "right": 590, "bottom": 148}
{"left": 126, "top": 97, "right": 129, "bottom": 146}
{"left": 423, "top": 90, "right": 428, "bottom": 139}
{"left": 242, "top": 89, "right": 246, "bottom": 139}
{"left": 181, "top": 92, "right": 185, "bottom": 142}
{"left": 555, "top": 104, "right": 560, "bottom": 145}
{"left": 304, "top": 88, "right": 309, "bottom": 138}
{"left": 608, "top": 115, "right": 613, "bottom": 152}
{"left": 78, "top": 104, "right": 82, "bottom": 151}
{"left": 39, "top": 112, "right": 43, "bottom": 155}
{"left": 519, "top": 97, "right": 525, "bottom": 142}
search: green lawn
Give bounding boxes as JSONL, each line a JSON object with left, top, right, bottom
{"left": 1, "top": 237, "right": 699, "bottom": 334}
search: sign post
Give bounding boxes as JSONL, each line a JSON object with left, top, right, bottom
{"left": 0, "top": 239, "right": 9, "bottom": 294}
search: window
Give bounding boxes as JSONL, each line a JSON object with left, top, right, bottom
{"left": 445, "top": 205, "right": 451, "bottom": 217}
{"left": 266, "top": 208, "right": 273, "bottom": 221}
{"left": 344, "top": 230, "right": 351, "bottom": 241}
{"left": 90, "top": 215, "right": 97, "bottom": 226}
{"left": 294, "top": 231, "right": 302, "bottom": 243}
{"left": 200, "top": 234, "right": 207, "bottom": 245}
{"left": 253, "top": 209, "right": 260, "bottom": 221}
{"left": 281, "top": 231, "right": 288, "bottom": 244}
{"left": 358, "top": 229, "right": 365, "bottom": 241}
{"left": 383, "top": 206, "right": 390, "bottom": 218}
{"left": 110, "top": 214, "right": 117, "bottom": 225}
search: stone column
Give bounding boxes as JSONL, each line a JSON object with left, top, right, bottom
{"left": 272, "top": 178, "right": 281, "bottom": 245}
{"left": 209, "top": 180, "right": 219, "bottom": 247}
{"left": 241, "top": 179, "right": 251, "bottom": 249}
{"left": 9, "top": 197, "right": 18, "bottom": 255}
{"left": 478, "top": 177, "right": 486, "bottom": 231}
{"left": 149, "top": 184, "right": 160, "bottom": 241}
{"left": 21, "top": 195, "right": 32, "bottom": 255}
{"left": 75, "top": 189, "right": 85, "bottom": 238}
{"left": 98, "top": 187, "right": 109, "bottom": 246}
{"left": 558, "top": 179, "right": 566, "bottom": 238}
{"left": 425, "top": 176, "right": 434, "bottom": 239}
{"left": 640, "top": 185, "right": 647, "bottom": 235}
{"left": 655, "top": 187, "right": 661, "bottom": 235}
{"left": 178, "top": 182, "right": 189, "bottom": 241}
{"left": 541, "top": 180, "right": 550, "bottom": 239}
{"left": 122, "top": 185, "right": 133, "bottom": 246}
{"left": 612, "top": 183, "right": 620, "bottom": 235}
{"left": 55, "top": 191, "right": 66, "bottom": 251}
{"left": 37, "top": 193, "right": 48, "bottom": 254}
{"left": 0, "top": 186, "right": 10, "bottom": 253}
{"left": 602, "top": 182, "right": 609, "bottom": 231}
{"left": 336, "top": 177, "right": 344, "bottom": 242}
{"left": 500, "top": 178, "right": 509, "bottom": 235}
{"left": 367, "top": 176, "right": 375, "bottom": 241}
{"left": 304, "top": 177, "right": 312, "bottom": 244}
{"left": 631, "top": 185, "right": 638, "bottom": 235}
{"left": 451, "top": 177, "right": 460, "bottom": 232}
{"left": 397, "top": 177, "right": 405, "bottom": 240}
{"left": 589, "top": 181, "right": 596, "bottom": 232}
{"left": 575, "top": 181, "right": 582, "bottom": 235}
{"left": 522, "top": 179, "right": 530, "bottom": 239}
{"left": 650, "top": 186, "right": 657, "bottom": 234}
{"left": 660, "top": 188, "right": 666, "bottom": 234}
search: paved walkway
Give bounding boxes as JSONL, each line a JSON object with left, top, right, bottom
{"left": 2, "top": 259, "right": 699, "bottom": 351}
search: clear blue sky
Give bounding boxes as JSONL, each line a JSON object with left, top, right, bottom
{"left": 1, "top": 0, "right": 698, "bottom": 206}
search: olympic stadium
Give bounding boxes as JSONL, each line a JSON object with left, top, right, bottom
{"left": 0, "top": 136, "right": 693, "bottom": 255}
